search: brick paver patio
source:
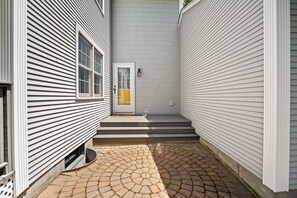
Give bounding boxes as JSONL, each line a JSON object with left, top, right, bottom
{"left": 38, "top": 142, "right": 255, "bottom": 198}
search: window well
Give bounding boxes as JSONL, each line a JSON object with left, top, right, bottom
{"left": 64, "top": 144, "right": 85, "bottom": 170}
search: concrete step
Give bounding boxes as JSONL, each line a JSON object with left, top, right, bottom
{"left": 100, "top": 121, "right": 192, "bottom": 127}
{"left": 100, "top": 115, "right": 192, "bottom": 127}
{"left": 93, "top": 133, "right": 199, "bottom": 145}
{"left": 97, "top": 126, "right": 195, "bottom": 134}
{"left": 94, "top": 115, "right": 198, "bottom": 145}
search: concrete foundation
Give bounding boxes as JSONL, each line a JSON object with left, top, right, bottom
{"left": 20, "top": 160, "right": 64, "bottom": 198}
{"left": 19, "top": 138, "right": 93, "bottom": 198}
{"left": 200, "top": 137, "right": 297, "bottom": 198}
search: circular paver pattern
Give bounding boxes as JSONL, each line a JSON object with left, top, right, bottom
{"left": 38, "top": 142, "right": 255, "bottom": 198}
{"left": 97, "top": 145, "right": 167, "bottom": 197}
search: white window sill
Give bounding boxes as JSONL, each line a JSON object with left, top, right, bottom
{"left": 76, "top": 97, "right": 105, "bottom": 101}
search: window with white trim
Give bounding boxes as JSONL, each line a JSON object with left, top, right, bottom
{"left": 78, "top": 36, "right": 91, "bottom": 96}
{"left": 77, "top": 32, "right": 104, "bottom": 99}
{"left": 94, "top": 49, "right": 103, "bottom": 96}
{"left": 95, "top": 0, "right": 104, "bottom": 14}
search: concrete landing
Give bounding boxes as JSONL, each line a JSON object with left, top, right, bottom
{"left": 100, "top": 115, "right": 192, "bottom": 127}
{"left": 103, "top": 115, "right": 191, "bottom": 122}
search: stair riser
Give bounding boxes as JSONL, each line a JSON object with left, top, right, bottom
{"left": 93, "top": 136, "right": 199, "bottom": 145}
{"left": 97, "top": 129, "right": 195, "bottom": 135}
{"left": 100, "top": 122, "right": 191, "bottom": 127}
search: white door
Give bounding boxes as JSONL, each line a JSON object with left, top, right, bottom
{"left": 113, "top": 63, "right": 135, "bottom": 114}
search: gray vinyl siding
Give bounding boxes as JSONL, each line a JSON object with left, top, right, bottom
{"left": 27, "top": 0, "right": 110, "bottom": 182}
{"left": 291, "top": 0, "right": 297, "bottom": 189}
{"left": 0, "top": 0, "right": 11, "bottom": 84}
{"left": 112, "top": 0, "right": 179, "bottom": 115}
{"left": 179, "top": 0, "right": 264, "bottom": 178}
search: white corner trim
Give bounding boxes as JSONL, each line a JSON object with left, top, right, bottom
{"left": 263, "top": 0, "right": 290, "bottom": 192}
{"left": 95, "top": 0, "right": 104, "bottom": 16}
{"left": 178, "top": 0, "right": 183, "bottom": 13}
{"left": 12, "top": 0, "right": 29, "bottom": 196}
{"left": 178, "top": 0, "right": 202, "bottom": 27}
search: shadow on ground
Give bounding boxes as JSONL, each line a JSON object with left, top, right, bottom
{"left": 148, "top": 141, "right": 254, "bottom": 197}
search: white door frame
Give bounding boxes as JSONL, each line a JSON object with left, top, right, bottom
{"left": 113, "top": 62, "right": 135, "bottom": 114}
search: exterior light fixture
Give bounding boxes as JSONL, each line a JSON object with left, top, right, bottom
{"left": 137, "top": 67, "right": 142, "bottom": 77}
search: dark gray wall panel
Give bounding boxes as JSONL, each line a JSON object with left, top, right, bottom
{"left": 112, "top": 0, "right": 179, "bottom": 115}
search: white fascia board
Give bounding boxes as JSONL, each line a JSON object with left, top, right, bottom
{"left": 178, "top": 0, "right": 202, "bottom": 27}
{"left": 263, "top": 0, "right": 290, "bottom": 192}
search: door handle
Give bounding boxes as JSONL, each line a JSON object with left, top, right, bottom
{"left": 113, "top": 85, "right": 117, "bottom": 94}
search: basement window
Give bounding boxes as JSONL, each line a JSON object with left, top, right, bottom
{"left": 64, "top": 144, "right": 85, "bottom": 169}
{"left": 76, "top": 24, "right": 104, "bottom": 100}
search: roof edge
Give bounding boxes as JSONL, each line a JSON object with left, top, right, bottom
{"left": 178, "top": 0, "right": 202, "bottom": 27}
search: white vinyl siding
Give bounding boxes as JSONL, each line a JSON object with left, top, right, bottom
{"left": 112, "top": 0, "right": 179, "bottom": 115}
{"left": 179, "top": 0, "right": 264, "bottom": 178}
{"left": 0, "top": 0, "right": 11, "bottom": 84}
{"left": 27, "top": 0, "right": 110, "bottom": 183}
{"left": 291, "top": 0, "right": 297, "bottom": 190}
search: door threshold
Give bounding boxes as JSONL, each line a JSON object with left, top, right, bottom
{"left": 111, "top": 114, "right": 134, "bottom": 117}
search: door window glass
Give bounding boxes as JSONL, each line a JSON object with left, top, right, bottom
{"left": 118, "top": 68, "right": 130, "bottom": 105}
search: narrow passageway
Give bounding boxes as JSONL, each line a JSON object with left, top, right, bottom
{"left": 38, "top": 142, "right": 255, "bottom": 198}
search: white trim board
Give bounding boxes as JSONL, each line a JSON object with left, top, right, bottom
{"left": 178, "top": 0, "right": 202, "bottom": 27}
{"left": 12, "top": 0, "right": 29, "bottom": 195}
{"left": 263, "top": 0, "right": 290, "bottom": 192}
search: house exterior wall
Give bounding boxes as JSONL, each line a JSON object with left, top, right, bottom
{"left": 0, "top": 0, "right": 11, "bottom": 84}
{"left": 111, "top": 0, "right": 180, "bottom": 115}
{"left": 291, "top": 0, "right": 297, "bottom": 190}
{"left": 26, "top": 0, "right": 110, "bottom": 183}
{"left": 179, "top": 0, "right": 264, "bottom": 179}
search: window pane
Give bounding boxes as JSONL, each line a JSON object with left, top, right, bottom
{"left": 94, "top": 49, "right": 103, "bottom": 97}
{"left": 94, "top": 49, "right": 103, "bottom": 74}
{"left": 79, "top": 35, "right": 91, "bottom": 68}
{"left": 79, "top": 67, "right": 90, "bottom": 94}
{"left": 118, "top": 68, "right": 130, "bottom": 105}
{"left": 118, "top": 68, "right": 130, "bottom": 89}
{"left": 79, "top": 81, "right": 84, "bottom": 94}
{"left": 94, "top": 74, "right": 102, "bottom": 96}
